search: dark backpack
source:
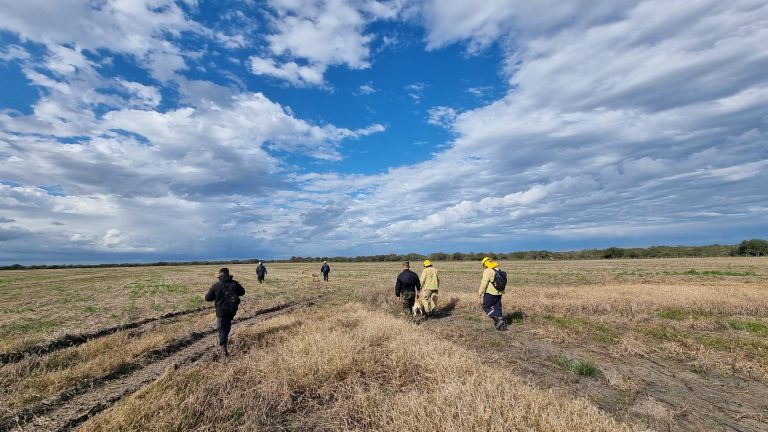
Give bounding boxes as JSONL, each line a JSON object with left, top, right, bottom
{"left": 220, "top": 282, "right": 241, "bottom": 315}
{"left": 492, "top": 269, "right": 507, "bottom": 293}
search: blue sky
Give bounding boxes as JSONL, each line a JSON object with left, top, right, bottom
{"left": 0, "top": 0, "right": 767, "bottom": 264}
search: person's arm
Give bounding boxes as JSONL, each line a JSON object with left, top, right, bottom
{"left": 414, "top": 272, "right": 421, "bottom": 293}
{"left": 205, "top": 284, "right": 216, "bottom": 302}
{"left": 395, "top": 275, "right": 402, "bottom": 297}
{"left": 419, "top": 270, "right": 426, "bottom": 288}
{"left": 478, "top": 270, "right": 491, "bottom": 296}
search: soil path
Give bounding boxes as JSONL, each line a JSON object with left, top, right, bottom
{"left": 0, "top": 299, "right": 315, "bottom": 432}
{"left": 428, "top": 311, "right": 768, "bottom": 432}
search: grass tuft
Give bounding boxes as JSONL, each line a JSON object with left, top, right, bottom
{"left": 552, "top": 355, "right": 599, "bottom": 377}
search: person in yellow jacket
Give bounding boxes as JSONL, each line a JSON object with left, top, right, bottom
{"left": 419, "top": 259, "right": 440, "bottom": 317}
{"left": 478, "top": 257, "right": 507, "bottom": 331}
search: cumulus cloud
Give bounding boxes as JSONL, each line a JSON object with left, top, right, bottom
{"left": 1, "top": 0, "right": 767, "bottom": 263}
{"left": 250, "top": 0, "right": 403, "bottom": 85}
{"left": 427, "top": 106, "right": 457, "bottom": 129}
{"left": 0, "top": 0, "right": 199, "bottom": 80}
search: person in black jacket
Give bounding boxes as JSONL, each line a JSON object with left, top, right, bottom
{"left": 256, "top": 262, "right": 267, "bottom": 283}
{"left": 320, "top": 261, "right": 330, "bottom": 282}
{"left": 395, "top": 261, "right": 421, "bottom": 317}
{"left": 205, "top": 268, "right": 245, "bottom": 357}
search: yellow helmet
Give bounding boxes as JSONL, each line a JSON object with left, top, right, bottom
{"left": 481, "top": 257, "right": 497, "bottom": 268}
{"left": 423, "top": 259, "right": 432, "bottom": 267}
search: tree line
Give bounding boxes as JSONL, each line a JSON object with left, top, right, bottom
{"left": 3, "top": 239, "right": 765, "bottom": 270}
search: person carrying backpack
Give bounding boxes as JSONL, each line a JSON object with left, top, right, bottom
{"left": 478, "top": 257, "right": 508, "bottom": 331}
{"left": 256, "top": 262, "right": 267, "bottom": 283}
{"left": 205, "top": 268, "right": 246, "bottom": 357}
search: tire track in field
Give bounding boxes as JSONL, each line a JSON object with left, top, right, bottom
{"left": 0, "top": 306, "right": 215, "bottom": 365}
{"left": 0, "top": 298, "right": 315, "bottom": 432}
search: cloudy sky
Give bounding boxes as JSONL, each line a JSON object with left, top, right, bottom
{"left": 1, "top": 0, "right": 766, "bottom": 264}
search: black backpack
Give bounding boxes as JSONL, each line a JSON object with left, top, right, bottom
{"left": 492, "top": 269, "right": 507, "bottom": 293}
{"left": 220, "top": 282, "right": 241, "bottom": 315}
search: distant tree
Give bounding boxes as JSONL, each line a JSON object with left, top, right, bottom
{"left": 736, "top": 239, "right": 768, "bottom": 256}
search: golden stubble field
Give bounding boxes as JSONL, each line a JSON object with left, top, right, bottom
{"left": 0, "top": 258, "right": 766, "bottom": 431}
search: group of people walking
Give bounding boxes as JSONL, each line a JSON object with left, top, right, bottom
{"left": 206, "top": 257, "right": 508, "bottom": 358}
{"left": 395, "top": 256, "right": 508, "bottom": 330}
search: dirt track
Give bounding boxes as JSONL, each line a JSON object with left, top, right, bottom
{"left": 428, "top": 308, "right": 768, "bottom": 432}
{"left": 0, "top": 299, "right": 314, "bottom": 432}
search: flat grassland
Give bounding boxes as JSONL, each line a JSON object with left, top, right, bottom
{"left": 1, "top": 258, "right": 766, "bottom": 431}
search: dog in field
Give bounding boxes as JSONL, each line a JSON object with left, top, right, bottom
{"left": 311, "top": 273, "right": 319, "bottom": 282}
{"left": 412, "top": 295, "right": 426, "bottom": 324}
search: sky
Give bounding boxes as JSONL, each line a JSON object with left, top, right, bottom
{"left": 0, "top": 0, "right": 767, "bottom": 265}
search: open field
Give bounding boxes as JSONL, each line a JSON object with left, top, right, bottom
{"left": 1, "top": 258, "right": 767, "bottom": 431}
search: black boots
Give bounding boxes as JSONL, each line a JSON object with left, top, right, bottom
{"left": 493, "top": 317, "right": 508, "bottom": 331}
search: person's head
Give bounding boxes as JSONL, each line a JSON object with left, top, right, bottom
{"left": 323, "top": 260, "right": 327, "bottom": 264}
{"left": 258, "top": 261, "right": 263, "bottom": 265}
{"left": 481, "top": 257, "right": 498, "bottom": 269}
{"left": 402, "top": 261, "right": 410, "bottom": 269}
{"left": 423, "top": 259, "right": 432, "bottom": 267}
{"left": 218, "top": 267, "right": 230, "bottom": 278}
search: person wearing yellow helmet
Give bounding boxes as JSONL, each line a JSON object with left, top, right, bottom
{"left": 478, "top": 257, "right": 508, "bottom": 331}
{"left": 419, "top": 259, "right": 440, "bottom": 317}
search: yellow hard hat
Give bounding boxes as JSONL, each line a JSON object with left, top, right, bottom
{"left": 481, "top": 257, "right": 497, "bottom": 268}
{"left": 423, "top": 259, "right": 432, "bottom": 267}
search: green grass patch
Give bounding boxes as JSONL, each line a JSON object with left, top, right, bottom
{"left": 701, "top": 336, "right": 768, "bottom": 353}
{"left": 0, "top": 319, "right": 59, "bottom": 335}
{"left": 728, "top": 319, "right": 768, "bottom": 335}
{"left": 552, "top": 355, "right": 598, "bottom": 377}
{"left": 83, "top": 305, "right": 97, "bottom": 313}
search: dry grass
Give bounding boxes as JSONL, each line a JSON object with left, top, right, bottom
{"left": 83, "top": 306, "right": 631, "bottom": 432}
{"left": 0, "top": 264, "right": 318, "bottom": 354}
{"left": 2, "top": 258, "right": 767, "bottom": 430}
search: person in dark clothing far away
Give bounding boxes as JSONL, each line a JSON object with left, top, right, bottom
{"left": 395, "top": 261, "right": 421, "bottom": 318}
{"left": 205, "top": 268, "right": 245, "bottom": 357}
{"left": 320, "top": 260, "right": 331, "bottom": 282}
{"left": 256, "top": 261, "right": 267, "bottom": 283}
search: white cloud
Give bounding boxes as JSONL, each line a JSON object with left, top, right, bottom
{"left": 249, "top": 56, "right": 325, "bottom": 86}
{"left": 0, "top": 0, "right": 198, "bottom": 80}
{"left": 427, "top": 106, "right": 457, "bottom": 129}
{"left": 358, "top": 83, "right": 376, "bottom": 95}
{"left": 250, "top": 0, "right": 404, "bottom": 85}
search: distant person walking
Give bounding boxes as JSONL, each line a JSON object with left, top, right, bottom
{"left": 205, "top": 268, "right": 245, "bottom": 357}
{"left": 419, "top": 259, "right": 440, "bottom": 317}
{"left": 256, "top": 262, "right": 267, "bottom": 284}
{"left": 395, "top": 261, "right": 421, "bottom": 317}
{"left": 320, "top": 260, "right": 331, "bottom": 282}
{"left": 478, "top": 257, "right": 508, "bottom": 331}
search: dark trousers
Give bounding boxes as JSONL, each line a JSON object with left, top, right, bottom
{"left": 322, "top": 272, "right": 329, "bottom": 281}
{"left": 401, "top": 291, "right": 416, "bottom": 314}
{"left": 217, "top": 316, "right": 233, "bottom": 346}
{"left": 482, "top": 293, "right": 503, "bottom": 320}
{"left": 257, "top": 276, "right": 265, "bottom": 283}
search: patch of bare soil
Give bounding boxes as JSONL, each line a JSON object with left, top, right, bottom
{"left": 426, "top": 311, "right": 768, "bottom": 432}
{"left": 0, "top": 299, "right": 315, "bottom": 432}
